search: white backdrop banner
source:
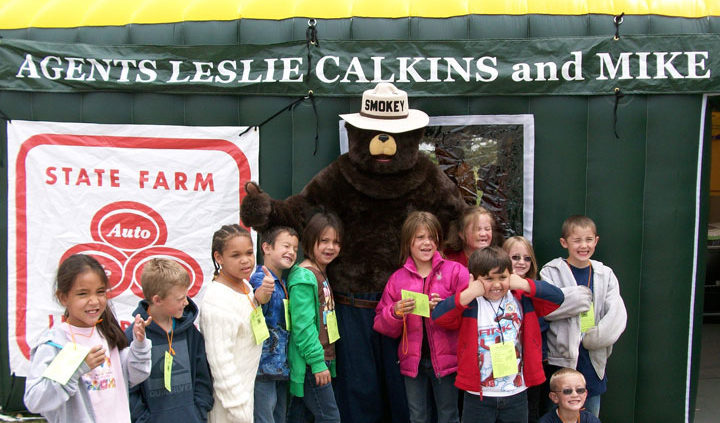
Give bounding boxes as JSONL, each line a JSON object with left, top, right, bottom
{"left": 7, "top": 121, "right": 259, "bottom": 376}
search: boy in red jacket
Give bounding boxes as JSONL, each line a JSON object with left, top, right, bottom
{"left": 432, "top": 246, "right": 564, "bottom": 423}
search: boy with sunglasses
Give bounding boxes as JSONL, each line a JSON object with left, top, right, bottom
{"left": 540, "top": 368, "right": 601, "bottom": 423}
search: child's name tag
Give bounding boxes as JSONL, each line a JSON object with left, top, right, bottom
{"left": 164, "top": 351, "right": 173, "bottom": 392}
{"left": 489, "top": 341, "right": 518, "bottom": 379}
{"left": 580, "top": 302, "right": 595, "bottom": 333}
{"left": 401, "top": 290, "right": 430, "bottom": 317}
{"left": 326, "top": 310, "right": 340, "bottom": 344}
{"left": 283, "top": 299, "right": 291, "bottom": 331}
{"left": 42, "top": 342, "right": 90, "bottom": 385}
{"left": 251, "top": 306, "right": 270, "bottom": 345}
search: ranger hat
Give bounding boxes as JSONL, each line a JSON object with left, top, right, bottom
{"left": 340, "top": 82, "right": 429, "bottom": 133}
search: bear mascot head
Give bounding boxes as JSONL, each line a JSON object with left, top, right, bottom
{"left": 241, "top": 82, "right": 466, "bottom": 294}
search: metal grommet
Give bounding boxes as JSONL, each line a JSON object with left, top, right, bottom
{"left": 614, "top": 15, "right": 624, "bottom": 25}
{"left": 308, "top": 90, "right": 314, "bottom": 96}
{"left": 614, "top": 87, "right": 620, "bottom": 93}
{"left": 308, "top": 18, "right": 316, "bottom": 27}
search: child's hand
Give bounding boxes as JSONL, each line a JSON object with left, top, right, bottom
{"left": 133, "top": 314, "right": 152, "bottom": 342}
{"left": 255, "top": 266, "right": 275, "bottom": 304}
{"left": 393, "top": 298, "right": 415, "bottom": 318}
{"left": 581, "top": 326, "right": 602, "bottom": 350}
{"left": 84, "top": 345, "right": 106, "bottom": 370}
{"left": 314, "top": 369, "right": 332, "bottom": 386}
{"left": 429, "top": 293, "right": 443, "bottom": 311}
{"left": 508, "top": 274, "right": 531, "bottom": 292}
{"left": 459, "top": 276, "right": 485, "bottom": 306}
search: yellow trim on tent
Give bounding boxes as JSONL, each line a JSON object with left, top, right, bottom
{"left": 0, "top": 0, "right": 717, "bottom": 29}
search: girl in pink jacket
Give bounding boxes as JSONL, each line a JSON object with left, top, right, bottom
{"left": 374, "top": 211, "right": 470, "bottom": 423}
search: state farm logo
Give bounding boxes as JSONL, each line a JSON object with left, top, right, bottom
{"left": 60, "top": 201, "right": 203, "bottom": 299}
{"left": 92, "top": 203, "right": 166, "bottom": 252}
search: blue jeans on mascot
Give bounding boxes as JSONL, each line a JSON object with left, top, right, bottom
{"left": 333, "top": 292, "right": 410, "bottom": 423}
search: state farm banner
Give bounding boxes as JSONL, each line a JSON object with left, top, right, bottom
{"left": 0, "top": 35, "right": 719, "bottom": 96}
{"left": 7, "top": 120, "right": 258, "bottom": 376}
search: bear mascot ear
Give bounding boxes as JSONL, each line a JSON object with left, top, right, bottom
{"left": 240, "top": 181, "right": 271, "bottom": 229}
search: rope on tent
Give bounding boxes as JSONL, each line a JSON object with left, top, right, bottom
{"left": 613, "top": 87, "right": 624, "bottom": 139}
{"left": 613, "top": 13, "right": 624, "bottom": 40}
{"left": 238, "top": 90, "right": 320, "bottom": 155}
{"left": 306, "top": 19, "right": 319, "bottom": 81}
{"left": 238, "top": 19, "right": 321, "bottom": 155}
{"left": 613, "top": 14, "right": 625, "bottom": 139}
{"left": 237, "top": 20, "right": 321, "bottom": 155}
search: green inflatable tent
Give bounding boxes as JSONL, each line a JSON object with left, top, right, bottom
{"left": 0, "top": 1, "right": 718, "bottom": 422}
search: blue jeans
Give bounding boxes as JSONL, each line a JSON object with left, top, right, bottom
{"left": 287, "top": 368, "right": 340, "bottom": 423}
{"left": 584, "top": 395, "right": 601, "bottom": 417}
{"left": 254, "top": 379, "right": 288, "bottom": 423}
{"left": 461, "top": 390, "right": 528, "bottom": 423}
{"left": 333, "top": 295, "right": 409, "bottom": 423}
{"left": 404, "top": 358, "right": 459, "bottom": 423}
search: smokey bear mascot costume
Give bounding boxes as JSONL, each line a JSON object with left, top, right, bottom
{"left": 241, "top": 82, "right": 466, "bottom": 423}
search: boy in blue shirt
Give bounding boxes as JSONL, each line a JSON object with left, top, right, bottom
{"left": 539, "top": 367, "right": 601, "bottom": 423}
{"left": 126, "top": 258, "right": 213, "bottom": 422}
{"left": 250, "top": 226, "right": 299, "bottom": 423}
{"left": 540, "top": 215, "right": 627, "bottom": 418}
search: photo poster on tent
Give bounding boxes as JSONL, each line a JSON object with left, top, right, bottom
{"left": 339, "top": 114, "right": 535, "bottom": 240}
{"left": 6, "top": 121, "right": 259, "bottom": 376}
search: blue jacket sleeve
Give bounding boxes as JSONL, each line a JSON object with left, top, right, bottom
{"left": 124, "top": 324, "right": 151, "bottom": 423}
{"left": 431, "top": 294, "right": 465, "bottom": 330}
{"left": 527, "top": 279, "right": 565, "bottom": 317}
{"left": 128, "top": 384, "right": 151, "bottom": 423}
{"left": 192, "top": 328, "right": 214, "bottom": 419}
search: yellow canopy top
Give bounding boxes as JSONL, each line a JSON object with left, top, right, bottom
{"left": 0, "top": 0, "right": 717, "bottom": 29}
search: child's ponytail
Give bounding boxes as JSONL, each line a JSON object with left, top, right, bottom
{"left": 98, "top": 304, "right": 129, "bottom": 350}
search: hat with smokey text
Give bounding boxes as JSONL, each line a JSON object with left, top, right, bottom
{"left": 340, "top": 82, "right": 429, "bottom": 133}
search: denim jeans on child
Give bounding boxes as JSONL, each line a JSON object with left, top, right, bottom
{"left": 584, "top": 395, "right": 601, "bottom": 417}
{"left": 403, "top": 358, "right": 459, "bottom": 423}
{"left": 254, "top": 379, "right": 289, "bottom": 423}
{"left": 287, "top": 366, "right": 340, "bottom": 423}
{"left": 461, "top": 390, "right": 528, "bottom": 423}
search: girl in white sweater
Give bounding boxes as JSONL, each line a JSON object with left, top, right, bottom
{"left": 200, "top": 224, "right": 263, "bottom": 423}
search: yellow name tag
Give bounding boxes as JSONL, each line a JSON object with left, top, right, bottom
{"left": 326, "top": 310, "right": 340, "bottom": 344}
{"left": 489, "top": 341, "right": 518, "bottom": 379}
{"left": 580, "top": 302, "right": 595, "bottom": 333}
{"left": 42, "top": 342, "right": 90, "bottom": 385}
{"left": 401, "top": 290, "right": 430, "bottom": 317}
{"left": 283, "top": 299, "right": 291, "bottom": 331}
{"left": 164, "top": 351, "right": 173, "bottom": 392}
{"left": 251, "top": 306, "right": 270, "bottom": 345}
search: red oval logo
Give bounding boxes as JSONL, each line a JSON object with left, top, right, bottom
{"left": 97, "top": 211, "right": 160, "bottom": 251}
{"left": 90, "top": 202, "right": 168, "bottom": 252}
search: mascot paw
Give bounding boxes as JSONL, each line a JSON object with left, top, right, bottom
{"left": 240, "top": 181, "right": 272, "bottom": 229}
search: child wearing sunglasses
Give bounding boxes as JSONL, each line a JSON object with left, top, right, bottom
{"left": 503, "top": 236, "right": 548, "bottom": 423}
{"left": 540, "top": 368, "right": 601, "bottom": 423}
